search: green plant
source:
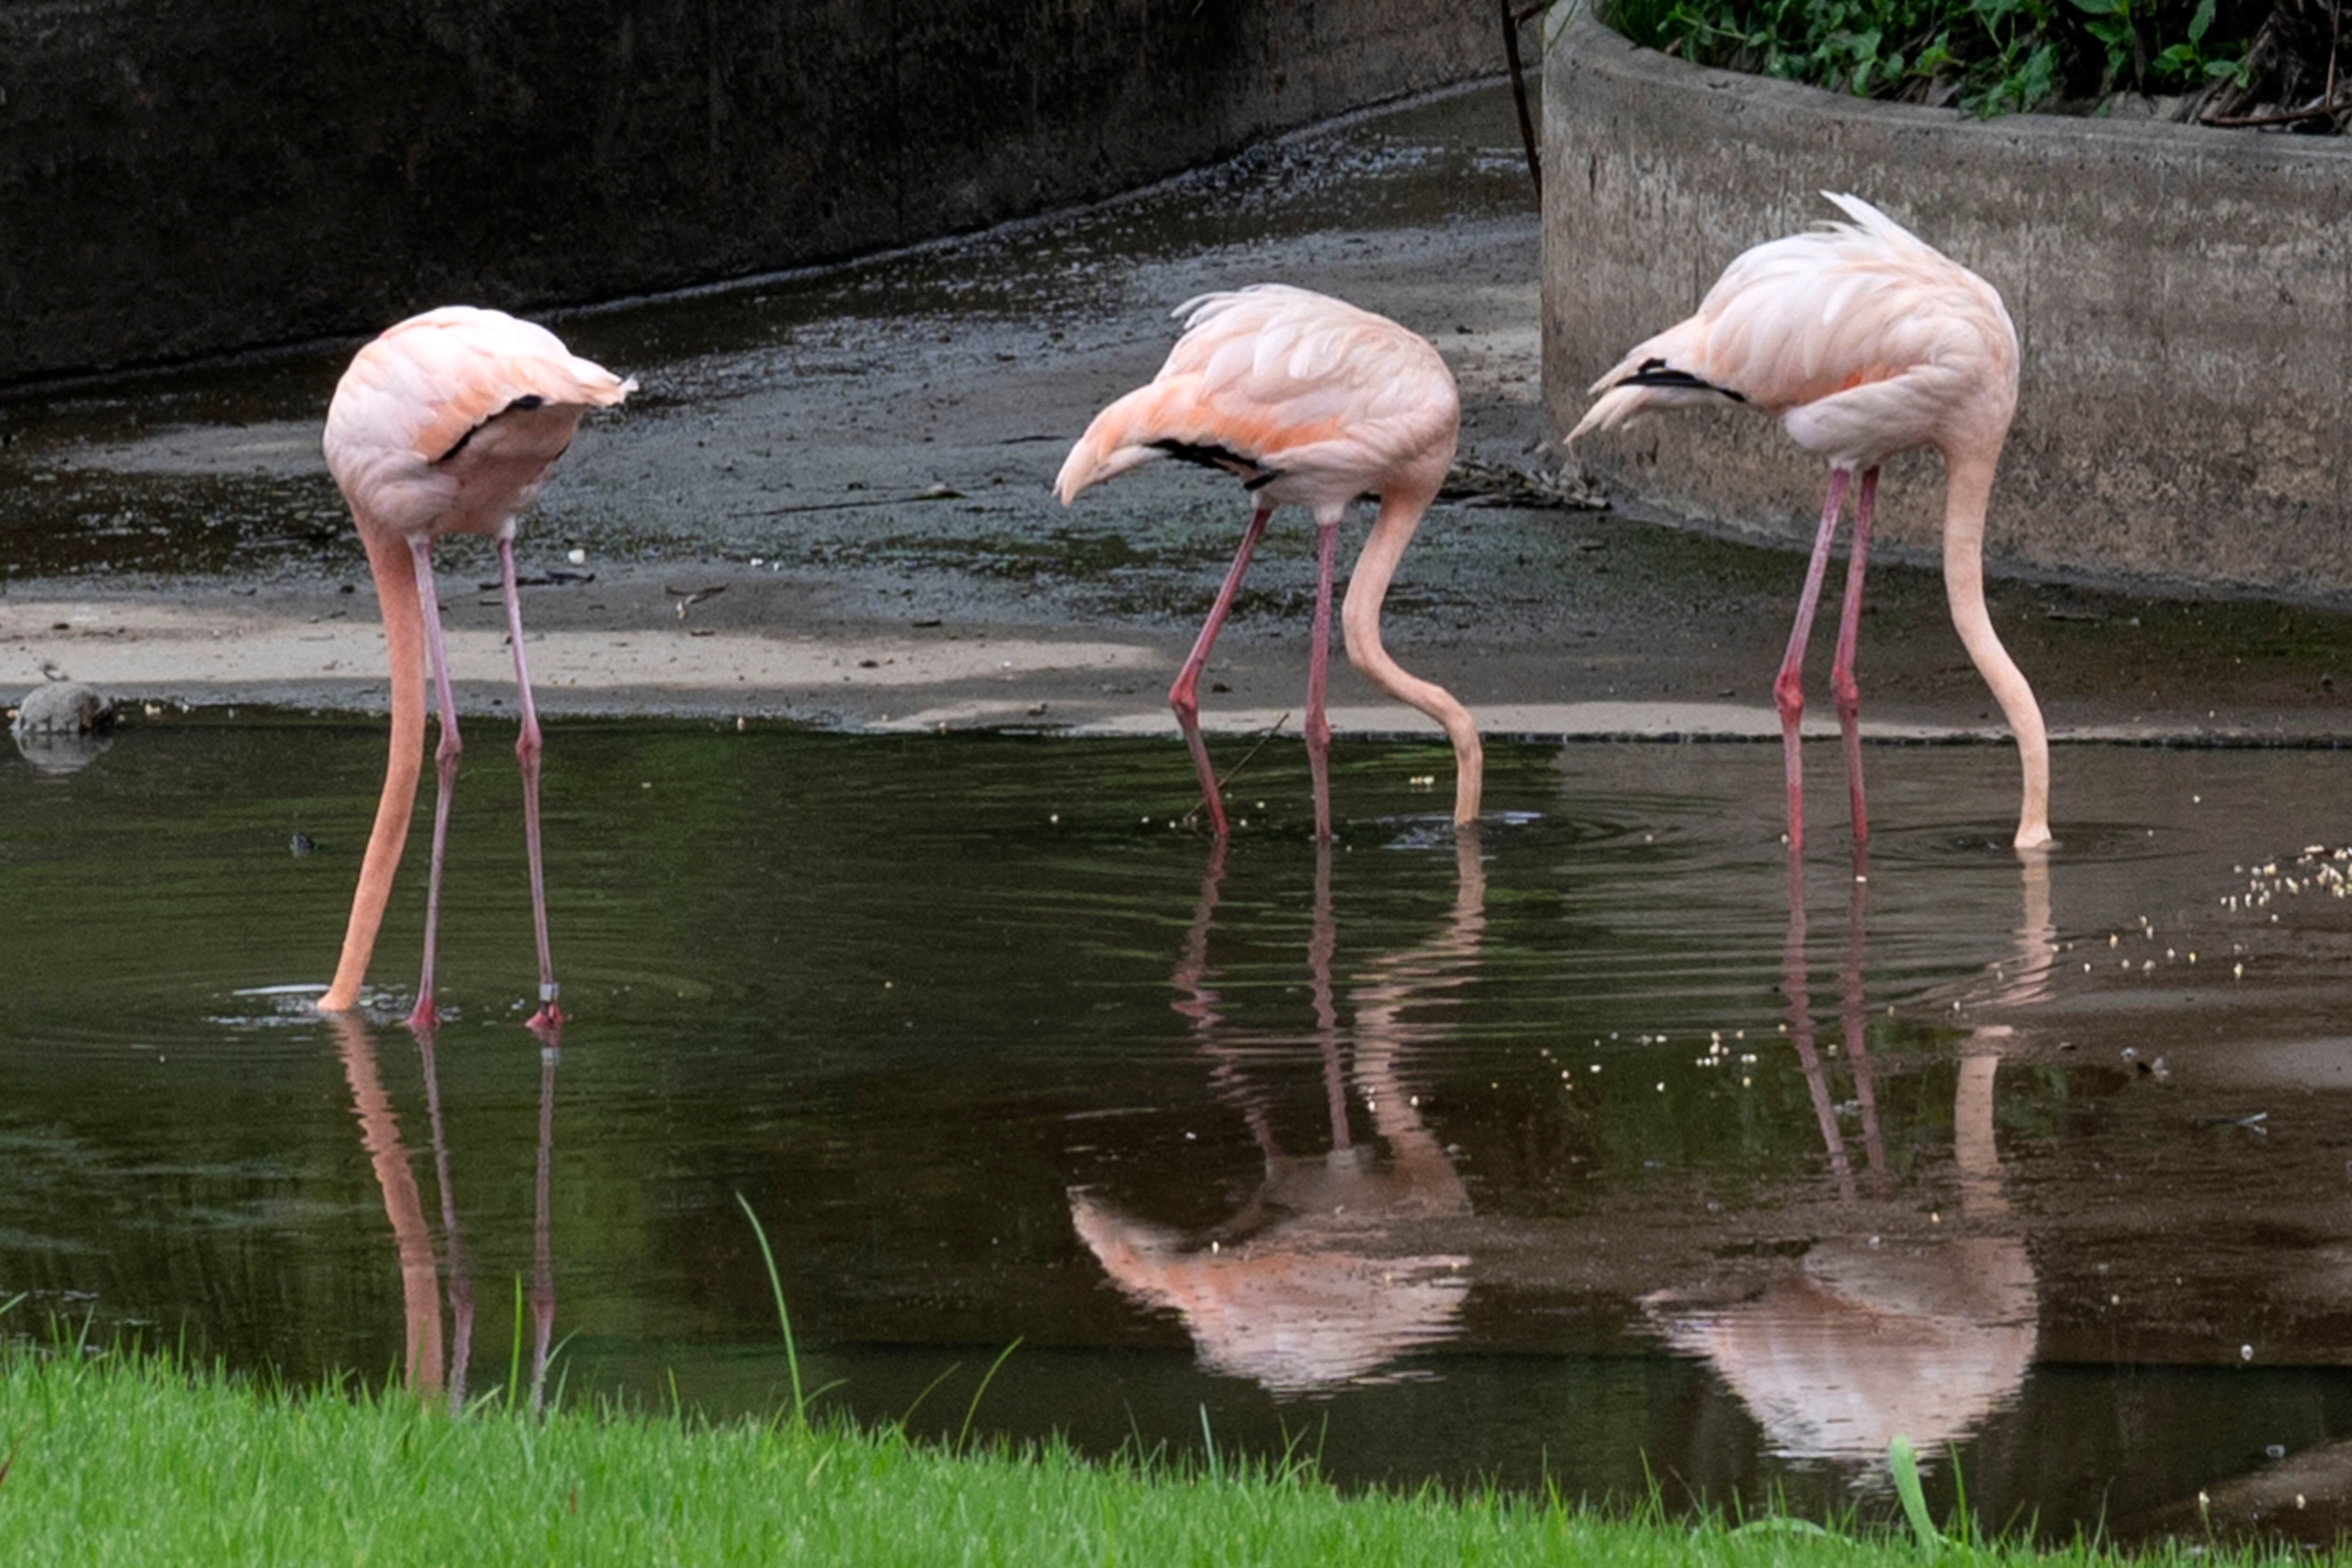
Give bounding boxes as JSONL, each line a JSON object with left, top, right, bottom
{"left": 1598, "top": 0, "right": 2253, "bottom": 115}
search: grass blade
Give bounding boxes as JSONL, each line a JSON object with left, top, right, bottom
{"left": 506, "top": 1274, "right": 524, "bottom": 1415}
{"left": 734, "top": 1193, "right": 808, "bottom": 1427}
{"left": 1888, "top": 1434, "right": 1942, "bottom": 1551}
{"left": 956, "top": 1338, "right": 1022, "bottom": 1454}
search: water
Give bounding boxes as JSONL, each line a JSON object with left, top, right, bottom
{"left": 7, "top": 718, "right": 2352, "bottom": 1540}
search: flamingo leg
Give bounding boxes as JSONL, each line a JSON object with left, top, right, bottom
{"left": 1772, "top": 468, "right": 1852, "bottom": 855}
{"left": 1830, "top": 468, "right": 1878, "bottom": 848}
{"left": 498, "top": 538, "right": 563, "bottom": 1032}
{"left": 409, "top": 538, "right": 462, "bottom": 1033}
{"left": 1305, "top": 519, "right": 1339, "bottom": 842}
{"left": 1169, "top": 503, "right": 1273, "bottom": 836}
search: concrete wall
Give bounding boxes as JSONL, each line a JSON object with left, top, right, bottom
{"left": 0, "top": 0, "right": 1494, "bottom": 382}
{"left": 1542, "top": 13, "right": 2352, "bottom": 600}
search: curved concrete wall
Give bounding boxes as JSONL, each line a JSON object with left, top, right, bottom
{"left": 1541, "top": 13, "right": 2352, "bottom": 599}
{"left": 0, "top": 0, "right": 1492, "bottom": 382}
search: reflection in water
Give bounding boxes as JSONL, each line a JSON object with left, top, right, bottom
{"left": 329, "top": 1012, "right": 443, "bottom": 1395}
{"left": 327, "top": 1013, "right": 560, "bottom": 1412}
{"left": 1072, "top": 834, "right": 1483, "bottom": 1396}
{"left": 11, "top": 726, "right": 113, "bottom": 774}
{"left": 1645, "top": 847, "right": 2044, "bottom": 1464}
{"left": 416, "top": 1026, "right": 474, "bottom": 1409}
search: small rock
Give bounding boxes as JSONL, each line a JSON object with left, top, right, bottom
{"left": 12, "top": 682, "right": 116, "bottom": 773}
{"left": 12, "top": 681, "right": 114, "bottom": 736}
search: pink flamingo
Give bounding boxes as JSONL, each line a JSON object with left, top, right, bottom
{"left": 1570, "top": 193, "right": 2049, "bottom": 852}
{"left": 1056, "top": 285, "right": 1483, "bottom": 841}
{"left": 317, "top": 306, "right": 634, "bottom": 1029}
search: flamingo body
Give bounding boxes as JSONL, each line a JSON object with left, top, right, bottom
{"left": 1573, "top": 194, "right": 2017, "bottom": 467}
{"left": 325, "top": 307, "right": 635, "bottom": 542}
{"left": 1570, "top": 194, "right": 2048, "bottom": 850}
{"left": 1058, "top": 286, "right": 1482, "bottom": 837}
{"left": 318, "top": 306, "right": 633, "bottom": 1025}
{"left": 1057, "top": 286, "right": 1458, "bottom": 515}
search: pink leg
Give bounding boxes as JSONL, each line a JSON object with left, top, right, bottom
{"left": 1169, "top": 504, "right": 1273, "bottom": 836}
{"left": 1305, "top": 520, "right": 1338, "bottom": 842}
{"left": 1774, "top": 468, "right": 1852, "bottom": 855}
{"left": 409, "top": 538, "right": 462, "bottom": 1034}
{"left": 1831, "top": 469, "right": 1877, "bottom": 848}
{"left": 499, "top": 538, "right": 563, "bottom": 1034}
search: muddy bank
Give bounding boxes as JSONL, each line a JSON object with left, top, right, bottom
{"left": 7, "top": 82, "right": 2352, "bottom": 749}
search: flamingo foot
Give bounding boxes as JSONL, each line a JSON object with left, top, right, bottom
{"left": 406, "top": 994, "right": 439, "bottom": 1034}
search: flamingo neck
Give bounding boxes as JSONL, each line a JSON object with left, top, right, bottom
{"left": 1339, "top": 488, "right": 1484, "bottom": 826}
{"left": 1939, "top": 446, "right": 2050, "bottom": 849}
{"left": 319, "top": 528, "right": 428, "bottom": 1011}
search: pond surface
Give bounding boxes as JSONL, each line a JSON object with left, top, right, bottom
{"left": 7, "top": 719, "right": 2352, "bottom": 1542}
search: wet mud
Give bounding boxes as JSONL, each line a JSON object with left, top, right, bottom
{"left": 6, "top": 83, "right": 2352, "bottom": 746}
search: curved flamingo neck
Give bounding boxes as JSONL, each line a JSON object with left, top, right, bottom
{"left": 1339, "top": 488, "right": 1484, "bottom": 826}
{"left": 319, "top": 528, "right": 428, "bottom": 1011}
{"left": 1939, "top": 446, "right": 2050, "bottom": 849}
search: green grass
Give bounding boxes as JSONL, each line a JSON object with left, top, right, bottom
{"left": 0, "top": 1345, "right": 2301, "bottom": 1568}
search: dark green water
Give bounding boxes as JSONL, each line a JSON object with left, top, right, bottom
{"left": 7, "top": 721, "right": 2352, "bottom": 1539}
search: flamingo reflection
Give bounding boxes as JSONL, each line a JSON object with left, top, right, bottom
{"left": 1072, "top": 834, "right": 1483, "bottom": 1396}
{"left": 327, "top": 1012, "right": 561, "bottom": 1412}
{"left": 1645, "top": 847, "right": 2047, "bottom": 1463}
